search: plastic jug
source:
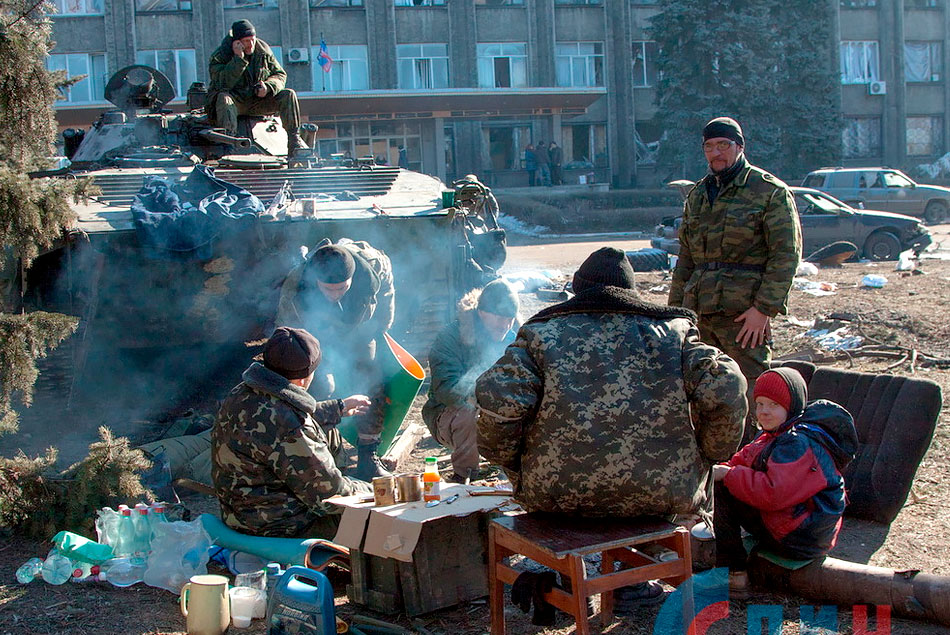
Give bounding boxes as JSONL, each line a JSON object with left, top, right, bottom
{"left": 265, "top": 566, "right": 335, "bottom": 635}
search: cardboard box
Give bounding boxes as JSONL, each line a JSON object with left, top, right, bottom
{"left": 328, "top": 484, "right": 510, "bottom": 615}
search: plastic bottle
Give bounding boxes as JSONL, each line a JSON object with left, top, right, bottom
{"left": 133, "top": 503, "right": 151, "bottom": 556}
{"left": 265, "top": 563, "right": 283, "bottom": 598}
{"left": 15, "top": 558, "right": 44, "bottom": 584}
{"left": 423, "top": 457, "right": 441, "bottom": 502}
{"left": 41, "top": 552, "right": 74, "bottom": 585}
{"left": 115, "top": 506, "right": 135, "bottom": 557}
{"left": 148, "top": 502, "right": 168, "bottom": 542}
{"left": 100, "top": 557, "right": 145, "bottom": 588}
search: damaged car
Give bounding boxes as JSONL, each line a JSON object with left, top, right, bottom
{"left": 651, "top": 186, "right": 932, "bottom": 261}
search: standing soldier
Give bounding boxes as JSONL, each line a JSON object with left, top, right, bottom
{"left": 669, "top": 117, "right": 801, "bottom": 440}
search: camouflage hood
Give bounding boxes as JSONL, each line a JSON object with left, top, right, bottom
{"left": 242, "top": 361, "right": 317, "bottom": 414}
{"left": 529, "top": 285, "right": 695, "bottom": 325}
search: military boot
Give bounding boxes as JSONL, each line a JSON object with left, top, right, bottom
{"left": 287, "top": 131, "right": 308, "bottom": 154}
{"left": 356, "top": 441, "right": 391, "bottom": 482}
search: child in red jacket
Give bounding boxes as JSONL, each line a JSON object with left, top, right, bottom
{"left": 712, "top": 367, "right": 858, "bottom": 596}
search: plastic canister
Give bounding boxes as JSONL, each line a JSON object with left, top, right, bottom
{"left": 265, "top": 566, "right": 335, "bottom": 635}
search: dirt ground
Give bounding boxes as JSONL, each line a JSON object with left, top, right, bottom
{"left": 2, "top": 252, "right": 950, "bottom": 634}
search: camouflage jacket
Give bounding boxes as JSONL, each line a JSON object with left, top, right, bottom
{"left": 208, "top": 36, "right": 287, "bottom": 102}
{"left": 212, "top": 362, "right": 370, "bottom": 537}
{"left": 275, "top": 239, "right": 395, "bottom": 348}
{"left": 476, "top": 286, "right": 747, "bottom": 517}
{"left": 669, "top": 156, "right": 801, "bottom": 317}
{"left": 422, "top": 288, "right": 518, "bottom": 435}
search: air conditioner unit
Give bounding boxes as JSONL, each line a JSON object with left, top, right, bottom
{"left": 287, "top": 48, "right": 310, "bottom": 64}
{"left": 868, "top": 80, "right": 887, "bottom": 95}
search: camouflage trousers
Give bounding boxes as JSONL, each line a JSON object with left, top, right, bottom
{"left": 432, "top": 404, "right": 479, "bottom": 479}
{"left": 210, "top": 88, "right": 300, "bottom": 138}
{"left": 698, "top": 313, "right": 770, "bottom": 443}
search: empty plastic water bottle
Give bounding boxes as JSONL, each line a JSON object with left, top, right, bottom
{"left": 133, "top": 503, "right": 151, "bottom": 556}
{"left": 100, "top": 557, "right": 145, "bottom": 588}
{"left": 15, "top": 558, "right": 43, "bottom": 584}
{"left": 95, "top": 507, "right": 119, "bottom": 548}
{"left": 41, "top": 552, "right": 74, "bottom": 585}
{"left": 115, "top": 506, "right": 135, "bottom": 558}
{"left": 148, "top": 502, "right": 168, "bottom": 542}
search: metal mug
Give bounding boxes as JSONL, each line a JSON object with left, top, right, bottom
{"left": 395, "top": 473, "right": 422, "bottom": 502}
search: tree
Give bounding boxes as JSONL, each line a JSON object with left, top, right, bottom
{"left": 0, "top": 1, "right": 94, "bottom": 434}
{"left": 649, "top": 0, "right": 842, "bottom": 182}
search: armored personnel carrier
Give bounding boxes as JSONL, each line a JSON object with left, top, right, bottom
{"left": 10, "top": 66, "right": 504, "bottom": 458}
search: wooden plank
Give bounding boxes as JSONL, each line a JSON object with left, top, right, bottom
{"left": 381, "top": 422, "right": 428, "bottom": 472}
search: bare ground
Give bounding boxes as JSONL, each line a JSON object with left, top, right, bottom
{"left": 2, "top": 257, "right": 950, "bottom": 635}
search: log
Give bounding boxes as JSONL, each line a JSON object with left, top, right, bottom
{"left": 750, "top": 555, "right": 950, "bottom": 626}
{"left": 380, "top": 422, "right": 428, "bottom": 472}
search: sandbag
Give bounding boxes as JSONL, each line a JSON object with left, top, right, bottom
{"left": 140, "top": 429, "right": 212, "bottom": 482}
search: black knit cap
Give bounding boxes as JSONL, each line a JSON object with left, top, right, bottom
{"left": 231, "top": 19, "right": 256, "bottom": 40}
{"left": 477, "top": 279, "right": 519, "bottom": 318}
{"left": 309, "top": 245, "right": 356, "bottom": 284}
{"left": 264, "top": 327, "right": 321, "bottom": 380}
{"left": 703, "top": 116, "right": 744, "bottom": 147}
{"left": 572, "top": 247, "right": 636, "bottom": 294}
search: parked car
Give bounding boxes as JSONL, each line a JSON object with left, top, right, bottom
{"left": 651, "top": 186, "right": 932, "bottom": 261}
{"left": 802, "top": 167, "right": 950, "bottom": 224}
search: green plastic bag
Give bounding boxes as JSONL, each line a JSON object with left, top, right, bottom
{"left": 338, "top": 333, "right": 425, "bottom": 456}
{"left": 53, "top": 530, "right": 115, "bottom": 565}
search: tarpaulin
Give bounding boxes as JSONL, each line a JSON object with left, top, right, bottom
{"left": 131, "top": 164, "right": 264, "bottom": 258}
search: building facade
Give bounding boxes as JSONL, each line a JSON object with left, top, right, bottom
{"left": 48, "top": 0, "right": 950, "bottom": 186}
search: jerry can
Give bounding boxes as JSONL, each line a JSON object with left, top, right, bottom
{"left": 266, "top": 565, "right": 335, "bottom": 635}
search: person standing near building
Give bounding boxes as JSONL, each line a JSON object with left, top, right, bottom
{"left": 669, "top": 117, "right": 801, "bottom": 440}
{"left": 535, "top": 141, "right": 551, "bottom": 186}
{"left": 548, "top": 141, "right": 563, "bottom": 185}
{"left": 523, "top": 144, "right": 538, "bottom": 186}
{"left": 207, "top": 19, "right": 307, "bottom": 154}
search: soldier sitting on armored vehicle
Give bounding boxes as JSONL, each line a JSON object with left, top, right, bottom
{"left": 208, "top": 19, "right": 307, "bottom": 154}
{"left": 276, "top": 240, "right": 395, "bottom": 482}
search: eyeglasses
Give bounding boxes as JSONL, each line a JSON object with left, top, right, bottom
{"left": 702, "top": 140, "right": 735, "bottom": 153}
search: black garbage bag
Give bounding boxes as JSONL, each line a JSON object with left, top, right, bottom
{"left": 131, "top": 163, "right": 264, "bottom": 258}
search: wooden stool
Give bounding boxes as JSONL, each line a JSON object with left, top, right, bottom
{"left": 488, "top": 513, "right": 694, "bottom": 635}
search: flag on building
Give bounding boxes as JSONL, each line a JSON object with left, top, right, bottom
{"left": 318, "top": 39, "right": 333, "bottom": 73}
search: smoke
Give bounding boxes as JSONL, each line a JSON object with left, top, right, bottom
{"left": 0, "top": 170, "right": 468, "bottom": 464}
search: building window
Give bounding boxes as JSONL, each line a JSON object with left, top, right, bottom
{"left": 136, "top": 0, "right": 191, "bottom": 10}
{"left": 632, "top": 41, "right": 658, "bottom": 87}
{"left": 904, "top": 42, "right": 942, "bottom": 82}
{"left": 52, "top": 0, "right": 102, "bottom": 15}
{"left": 477, "top": 43, "right": 527, "bottom": 88}
{"left": 907, "top": 116, "right": 943, "bottom": 156}
{"left": 840, "top": 41, "right": 880, "bottom": 84}
{"left": 482, "top": 126, "right": 532, "bottom": 171}
{"left": 135, "top": 49, "right": 197, "bottom": 98}
{"left": 315, "top": 121, "right": 423, "bottom": 171}
{"left": 397, "top": 44, "right": 449, "bottom": 89}
{"left": 46, "top": 53, "right": 107, "bottom": 103}
{"left": 842, "top": 117, "right": 881, "bottom": 158}
{"left": 224, "top": 0, "right": 278, "bottom": 7}
{"left": 556, "top": 42, "right": 604, "bottom": 87}
{"left": 311, "top": 0, "right": 363, "bottom": 5}
{"left": 554, "top": 0, "right": 602, "bottom": 4}
{"left": 840, "top": 0, "right": 877, "bottom": 6}
{"left": 311, "top": 45, "right": 368, "bottom": 91}
{"left": 562, "top": 123, "right": 607, "bottom": 168}
{"left": 395, "top": 0, "right": 445, "bottom": 5}
{"left": 906, "top": 0, "right": 942, "bottom": 8}
{"left": 474, "top": 0, "right": 523, "bottom": 5}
